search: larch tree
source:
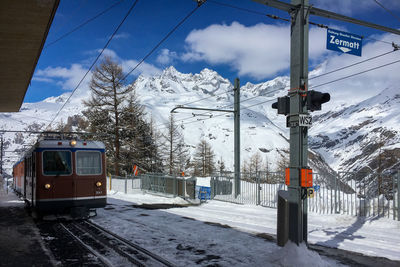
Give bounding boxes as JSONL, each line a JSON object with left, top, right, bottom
{"left": 162, "top": 114, "right": 188, "bottom": 175}
{"left": 193, "top": 139, "right": 216, "bottom": 177}
{"left": 83, "top": 56, "right": 132, "bottom": 176}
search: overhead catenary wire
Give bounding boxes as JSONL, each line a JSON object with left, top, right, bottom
{"left": 208, "top": 0, "right": 398, "bottom": 47}
{"left": 310, "top": 58, "right": 400, "bottom": 89}
{"left": 44, "top": 0, "right": 139, "bottom": 131}
{"left": 309, "top": 49, "right": 399, "bottom": 80}
{"left": 373, "top": 0, "right": 400, "bottom": 24}
{"left": 162, "top": 57, "right": 400, "bottom": 129}
{"left": 45, "top": 0, "right": 125, "bottom": 48}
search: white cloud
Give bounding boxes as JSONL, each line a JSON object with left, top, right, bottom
{"left": 35, "top": 64, "right": 90, "bottom": 91}
{"left": 156, "top": 49, "right": 178, "bottom": 65}
{"left": 309, "top": 32, "right": 400, "bottom": 106}
{"left": 113, "top": 32, "right": 130, "bottom": 39}
{"left": 121, "top": 59, "right": 162, "bottom": 77}
{"left": 31, "top": 76, "right": 55, "bottom": 83}
{"left": 180, "top": 21, "right": 400, "bottom": 106}
{"left": 181, "top": 22, "right": 327, "bottom": 80}
{"left": 309, "top": 0, "right": 400, "bottom": 15}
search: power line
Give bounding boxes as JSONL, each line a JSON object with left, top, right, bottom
{"left": 310, "top": 58, "right": 400, "bottom": 89}
{"left": 162, "top": 56, "right": 400, "bottom": 129}
{"left": 373, "top": 0, "right": 400, "bottom": 24}
{"left": 209, "top": 0, "right": 398, "bottom": 47}
{"left": 179, "top": 89, "right": 232, "bottom": 107}
{"left": 309, "top": 49, "right": 399, "bottom": 80}
{"left": 121, "top": 1, "right": 206, "bottom": 82}
{"left": 44, "top": 0, "right": 139, "bottom": 131}
{"left": 156, "top": 86, "right": 287, "bottom": 131}
{"left": 45, "top": 0, "right": 124, "bottom": 48}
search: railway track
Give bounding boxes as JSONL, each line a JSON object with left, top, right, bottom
{"left": 59, "top": 220, "right": 175, "bottom": 267}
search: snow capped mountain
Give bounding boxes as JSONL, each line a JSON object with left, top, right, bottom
{"left": 1, "top": 66, "right": 398, "bottom": 180}
{"left": 310, "top": 86, "right": 400, "bottom": 173}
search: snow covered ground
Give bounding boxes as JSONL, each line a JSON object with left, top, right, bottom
{"left": 92, "top": 190, "right": 400, "bottom": 266}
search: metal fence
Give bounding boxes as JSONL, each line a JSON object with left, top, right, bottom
{"left": 211, "top": 171, "right": 400, "bottom": 220}
{"left": 108, "top": 170, "right": 400, "bottom": 220}
{"left": 109, "top": 175, "right": 142, "bottom": 194}
{"left": 109, "top": 174, "right": 196, "bottom": 199}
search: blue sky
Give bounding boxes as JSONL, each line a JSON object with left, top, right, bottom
{"left": 27, "top": 0, "right": 400, "bottom": 103}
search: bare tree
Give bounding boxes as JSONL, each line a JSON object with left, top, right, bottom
{"left": 83, "top": 56, "right": 132, "bottom": 176}
{"left": 193, "top": 139, "right": 215, "bottom": 177}
{"left": 249, "top": 151, "right": 263, "bottom": 175}
{"left": 162, "top": 115, "right": 188, "bottom": 175}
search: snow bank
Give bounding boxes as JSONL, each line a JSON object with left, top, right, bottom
{"left": 268, "top": 242, "right": 334, "bottom": 267}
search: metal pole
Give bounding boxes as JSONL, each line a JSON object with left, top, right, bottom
{"left": 397, "top": 172, "right": 400, "bottom": 221}
{"left": 125, "top": 174, "right": 127, "bottom": 194}
{"left": 286, "top": 0, "right": 309, "bottom": 244}
{"left": 257, "top": 172, "right": 261, "bottom": 205}
{"left": 234, "top": 78, "right": 241, "bottom": 198}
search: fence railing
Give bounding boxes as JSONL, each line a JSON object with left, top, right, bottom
{"left": 109, "top": 174, "right": 196, "bottom": 199}
{"left": 211, "top": 171, "right": 400, "bottom": 220}
{"left": 107, "top": 170, "right": 399, "bottom": 220}
{"left": 108, "top": 175, "right": 142, "bottom": 195}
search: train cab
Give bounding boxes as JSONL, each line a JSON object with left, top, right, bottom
{"left": 13, "top": 139, "right": 107, "bottom": 218}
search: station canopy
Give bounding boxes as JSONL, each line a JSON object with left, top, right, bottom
{"left": 0, "top": 0, "right": 59, "bottom": 112}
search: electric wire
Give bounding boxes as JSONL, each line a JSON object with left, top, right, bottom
{"left": 179, "top": 89, "right": 232, "bottom": 107}
{"left": 309, "top": 49, "right": 399, "bottom": 80}
{"left": 373, "top": 0, "right": 400, "bottom": 24}
{"left": 121, "top": 1, "right": 206, "bottom": 82}
{"left": 44, "top": 0, "right": 139, "bottom": 131}
{"left": 157, "top": 86, "right": 287, "bottom": 131}
{"left": 208, "top": 0, "right": 398, "bottom": 47}
{"left": 163, "top": 57, "right": 400, "bottom": 128}
{"left": 310, "top": 58, "right": 400, "bottom": 89}
{"left": 45, "top": 0, "right": 124, "bottom": 48}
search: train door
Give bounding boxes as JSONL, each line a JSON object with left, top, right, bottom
{"left": 75, "top": 150, "right": 103, "bottom": 200}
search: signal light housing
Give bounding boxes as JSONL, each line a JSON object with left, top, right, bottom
{"left": 272, "top": 96, "right": 290, "bottom": 115}
{"left": 306, "top": 90, "right": 330, "bottom": 111}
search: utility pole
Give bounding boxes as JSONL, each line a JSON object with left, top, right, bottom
{"left": 233, "top": 78, "right": 240, "bottom": 197}
{"left": 171, "top": 78, "right": 241, "bottom": 196}
{"left": 252, "top": 0, "right": 400, "bottom": 245}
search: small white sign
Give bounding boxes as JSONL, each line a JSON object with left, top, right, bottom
{"left": 299, "top": 115, "right": 312, "bottom": 127}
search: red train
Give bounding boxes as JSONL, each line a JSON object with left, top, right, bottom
{"left": 13, "top": 139, "right": 107, "bottom": 218}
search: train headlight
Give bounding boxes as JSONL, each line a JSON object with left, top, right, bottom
{"left": 96, "top": 181, "right": 102, "bottom": 187}
{"left": 44, "top": 184, "right": 51, "bottom": 189}
{"left": 70, "top": 140, "right": 77, "bottom": 146}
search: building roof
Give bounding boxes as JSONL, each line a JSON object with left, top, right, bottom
{"left": 0, "top": 0, "right": 59, "bottom": 112}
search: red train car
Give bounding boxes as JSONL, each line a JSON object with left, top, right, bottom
{"left": 13, "top": 139, "right": 107, "bottom": 218}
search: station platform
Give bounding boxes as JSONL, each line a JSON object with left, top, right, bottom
{"left": 0, "top": 183, "right": 54, "bottom": 267}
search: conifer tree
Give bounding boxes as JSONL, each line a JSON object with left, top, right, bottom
{"left": 83, "top": 56, "right": 131, "bottom": 176}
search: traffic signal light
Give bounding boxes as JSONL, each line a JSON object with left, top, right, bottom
{"left": 272, "top": 96, "right": 290, "bottom": 115}
{"left": 306, "top": 90, "right": 330, "bottom": 111}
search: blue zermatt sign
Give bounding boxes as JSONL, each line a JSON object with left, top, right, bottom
{"left": 326, "top": 29, "right": 362, "bottom": 56}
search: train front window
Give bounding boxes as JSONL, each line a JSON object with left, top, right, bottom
{"left": 43, "top": 151, "right": 72, "bottom": 175}
{"left": 76, "top": 151, "right": 102, "bottom": 175}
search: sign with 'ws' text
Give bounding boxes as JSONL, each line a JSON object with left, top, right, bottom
{"left": 327, "top": 28, "right": 363, "bottom": 57}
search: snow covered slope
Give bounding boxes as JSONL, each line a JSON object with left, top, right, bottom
{"left": 310, "top": 86, "right": 400, "bottom": 173}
